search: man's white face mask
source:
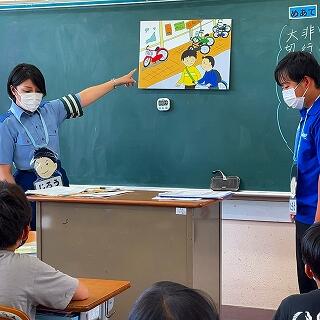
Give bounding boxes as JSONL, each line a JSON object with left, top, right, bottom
{"left": 282, "top": 81, "right": 309, "bottom": 110}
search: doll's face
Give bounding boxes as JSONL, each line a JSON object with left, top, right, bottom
{"left": 34, "top": 157, "right": 57, "bottom": 179}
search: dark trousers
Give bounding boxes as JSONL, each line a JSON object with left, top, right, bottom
{"left": 296, "top": 220, "right": 318, "bottom": 293}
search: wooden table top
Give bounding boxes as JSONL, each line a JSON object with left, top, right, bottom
{"left": 66, "top": 278, "right": 130, "bottom": 312}
{"left": 38, "top": 278, "right": 130, "bottom": 313}
{"left": 27, "top": 190, "right": 217, "bottom": 208}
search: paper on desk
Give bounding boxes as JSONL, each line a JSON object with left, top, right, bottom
{"left": 25, "top": 186, "right": 89, "bottom": 196}
{"left": 158, "top": 189, "right": 232, "bottom": 199}
{"left": 73, "top": 190, "right": 132, "bottom": 198}
{"left": 153, "top": 196, "right": 202, "bottom": 201}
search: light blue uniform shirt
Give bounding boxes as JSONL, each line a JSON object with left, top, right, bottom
{"left": 0, "top": 93, "right": 83, "bottom": 170}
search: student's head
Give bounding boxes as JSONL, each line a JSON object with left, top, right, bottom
{"left": 7, "top": 63, "right": 47, "bottom": 103}
{"left": 274, "top": 51, "right": 320, "bottom": 107}
{"left": 202, "top": 56, "right": 215, "bottom": 71}
{"left": 302, "top": 222, "right": 320, "bottom": 283}
{"left": 181, "top": 50, "right": 197, "bottom": 67}
{"left": 0, "top": 181, "right": 31, "bottom": 250}
{"left": 128, "top": 281, "right": 219, "bottom": 320}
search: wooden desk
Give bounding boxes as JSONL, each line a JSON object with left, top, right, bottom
{"left": 29, "top": 191, "right": 221, "bottom": 320}
{"left": 66, "top": 278, "right": 130, "bottom": 312}
{"left": 37, "top": 278, "right": 130, "bottom": 320}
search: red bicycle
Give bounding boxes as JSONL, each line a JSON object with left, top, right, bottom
{"left": 143, "top": 45, "right": 169, "bottom": 67}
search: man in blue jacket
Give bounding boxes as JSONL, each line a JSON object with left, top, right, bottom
{"left": 274, "top": 51, "right": 320, "bottom": 293}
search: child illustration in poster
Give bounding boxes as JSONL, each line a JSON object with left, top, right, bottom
{"left": 198, "top": 56, "right": 222, "bottom": 89}
{"left": 176, "top": 50, "right": 201, "bottom": 89}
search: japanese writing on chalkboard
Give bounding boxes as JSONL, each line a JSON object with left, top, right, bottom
{"left": 281, "top": 24, "right": 320, "bottom": 54}
{"left": 289, "top": 5, "right": 317, "bottom": 20}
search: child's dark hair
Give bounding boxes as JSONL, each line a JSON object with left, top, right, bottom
{"left": 274, "top": 51, "right": 320, "bottom": 88}
{"left": 181, "top": 49, "right": 197, "bottom": 60}
{"left": 302, "top": 222, "right": 320, "bottom": 280}
{"left": 203, "top": 56, "right": 215, "bottom": 67}
{"left": 7, "top": 63, "right": 47, "bottom": 101}
{"left": 33, "top": 147, "right": 57, "bottom": 163}
{"left": 128, "top": 281, "right": 219, "bottom": 320}
{"left": 0, "top": 181, "right": 31, "bottom": 249}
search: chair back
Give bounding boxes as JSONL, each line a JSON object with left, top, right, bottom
{"left": 0, "top": 305, "right": 30, "bottom": 320}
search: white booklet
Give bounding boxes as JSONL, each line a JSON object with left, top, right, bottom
{"left": 152, "top": 196, "right": 202, "bottom": 201}
{"left": 157, "top": 189, "right": 233, "bottom": 199}
{"left": 25, "top": 186, "right": 130, "bottom": 197}
{"left": 25, "top": 185, "right": 90, "bottom": 196}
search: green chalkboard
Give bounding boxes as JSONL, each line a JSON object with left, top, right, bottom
{"left": 0, "top": 0, "right": 318, "bottom": 191}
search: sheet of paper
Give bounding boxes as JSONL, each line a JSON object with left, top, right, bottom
{"left": 157, "top": 189, "right": 232, "bottom": 199}
{"left": 73, "top": 190, "right": 132, "bottom": 198}
{"left": 25, "top": 185, "right": 89, "bottom": 196}
{"left": 152, "top": 196, "right": 202, "bottom": 201}
{"left": 25, "top": 186, "right": 131, "bottom": 197}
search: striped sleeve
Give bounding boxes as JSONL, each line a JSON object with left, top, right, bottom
{"left": 59, "top": 94, "right": 83, "bottom": 119}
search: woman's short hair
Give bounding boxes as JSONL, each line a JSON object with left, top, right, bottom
{"left": 128, "top": 281, "right": 219, "bottom": 320}
{"left": 7, "top": 63, "right": 47, "bottom": 101}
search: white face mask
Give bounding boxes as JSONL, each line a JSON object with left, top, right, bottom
{"left": 16, "top": 91, "right": 43, "bottom": 113}
{"left": 282, "top": 82, "right": 308, "bottom": 110}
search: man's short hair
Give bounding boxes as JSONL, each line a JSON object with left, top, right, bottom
{"left": 274, "top": 51, "right": 320, "bottom": 88}
{"left": 129, "top": 281, "right": 219, "bottom": 320}
{"left": 181, "top": 49, "right": 197, "bottom": 60}
{"left": 301, "top": 222, "right": 320, "bottom": 279}
{"left": 0, "top": 181, "right": 31, "bottom": 249}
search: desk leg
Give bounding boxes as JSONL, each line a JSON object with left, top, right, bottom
{"left": 78, "top": 302, "right": 109, "bottom": 320}
{"left": 106, "top": 298, "right": 115, "bottom": 318}
{"left": 36, "top": 201, "right": 42, "bottom": 260}
{"left": 99, "top": 303, "right": 106, "bottom": 320}
{"left": 79, "top": 312, "right": 86, "bottom": 320}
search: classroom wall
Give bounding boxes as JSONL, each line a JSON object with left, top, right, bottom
{"left": 222, "top": 205, "right": 297, "bottom": 310}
